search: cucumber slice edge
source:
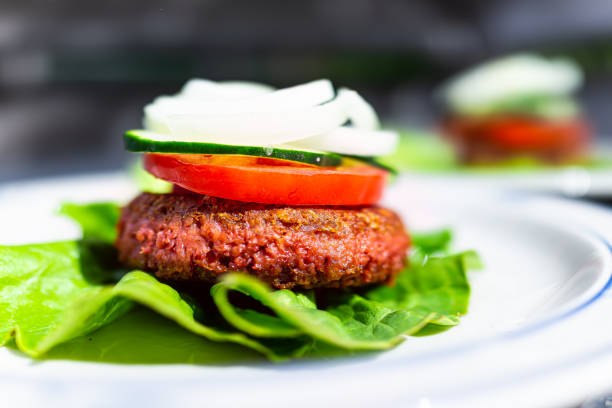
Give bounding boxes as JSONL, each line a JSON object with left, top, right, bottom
{"left": 124, "top": 130, "right": 343, "bottom": 167}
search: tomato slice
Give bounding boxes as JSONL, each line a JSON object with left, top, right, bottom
{"left": 143, "top": 153, "right": 388, "bottom": 206}
{"left": 481, "top": 117, "right": 589, "bottom": 150}
{"left": 444, "top": 116, "right": 590, "bottom": 151}
{"left": 442, "top": 115, "right": 591, "bottom": 164}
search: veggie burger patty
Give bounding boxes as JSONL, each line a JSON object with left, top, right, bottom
{"left": 116, "top": 192, "right": 410, "bottom": 289}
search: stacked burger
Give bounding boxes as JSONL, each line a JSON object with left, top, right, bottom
{"left": 117, "top": 79, "right": 409, "bottom": 290}
{"left": 441, "top": 54, "right": 591, "bottom": 165}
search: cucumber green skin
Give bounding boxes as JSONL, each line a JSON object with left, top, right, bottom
{"left": 124, "top": 131, "right": 343, "bottom": 167}
{"left": 344, "top": 155, "right": 397, "bottom": 174}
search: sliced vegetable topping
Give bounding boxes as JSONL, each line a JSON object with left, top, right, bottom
{"left": 132, "top": 78, "right": 400, "bottom": 204}
{"left": 442, "top": 53, "right": 583, "bottom": 118}
{"left": 163, "top": 95, "right": 347, "bottom": 146}
{"left": 139, "top": 78, "right": 398, "bottom": 157}
{"left": 290, "top": 127, "right": 399, "bottom": 157}
{"left": 444, "top": 116, "right": 591, "bottom": 151}
{"left": 143, "top": 153, "right": 388, "bottom": 206}
{"left": 180, "top": 79, "right": 274, "bottom": 100}
{"left": 125, "top": 130, "right": 343, "bottom": 167}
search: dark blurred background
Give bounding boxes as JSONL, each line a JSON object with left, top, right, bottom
{"left": 1, "top": 0, "right": 612, "bottom": 181}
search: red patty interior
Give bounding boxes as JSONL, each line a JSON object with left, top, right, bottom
{"left": 115, "top": 193, "right": 410, "bottom": 289}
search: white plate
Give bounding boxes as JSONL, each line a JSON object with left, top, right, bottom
{"left": 2, "top": 173, "right": 612, "bottom": 408}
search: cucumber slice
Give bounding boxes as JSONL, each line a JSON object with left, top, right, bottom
{"left": 124, "top": 130, "right": 343, "bottom": 167}
{"left": 343, "top": 156, "right": 397, "bottom": 175}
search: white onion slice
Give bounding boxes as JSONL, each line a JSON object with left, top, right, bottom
{"left": 291, "top": 127, "right": 398, "bottom": 156}
{"left": 246, "top": 79, "right": 334, "bottom": 111}
{"left": 442, "top": 54, "right": 583, "bottom": 112}
{"left": 180, "top": 79, "right": 274, "bottom": 100}
{"left": 339, "top": 88, "right": 380, "bottom": 130}
{"left": 144, "top": 79, "right": 335, "bottom": 134}
{"left": 141, "top": 78, "right": 393, "bottom": 155}
{"left": 164, "top": 93, "right": 350, "bottom": 146}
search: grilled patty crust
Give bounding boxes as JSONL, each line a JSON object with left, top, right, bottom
{"left": 116, "top": 193, "right": 410, "bottom": 289}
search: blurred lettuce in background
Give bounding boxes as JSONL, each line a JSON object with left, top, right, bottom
{"left": 130, "top": 157, "right": 173, "bottom": 193}
{"left": 379, "top": 128, "right": 456, "bottom": 172}
{"left": 382, "top": 127, "right": 612, "bottom": 173}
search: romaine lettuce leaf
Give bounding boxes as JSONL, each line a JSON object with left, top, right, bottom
{"left": 0, "top": 202, "right": 480, "bottom": 362}
{"left": 364, "top": 251, "right": 481, "bottom": 324}
{"left": 130, "top": 158, "right": 173, "bottom": 194}
{"left": 0, "top": 241, "right": 304, "bottom": 360}
{"left": 382, "top": 128, "right": 607, "bottom": 172}
{"left": 378, "top": 129, "right": 457, "bottom": 172}
{"left": 42, "top": 306, "right": 271, "bottom": 364}
{"left": 59, "top": 202, "right": 120, "bottom": 243}
{"left": 0, "top": 241, "right": 131, "bottom": 354}
{"left": 411, "top": 228, "right": 452, "bottom": 255}
{"left": 213, "top": 274, "right": 423, "bottom": 350}
{"left": 211, "top": 248, "right": 479, "bottom": 350}
{"left": 457, "top": 93, "right": 579, "bottom": 119}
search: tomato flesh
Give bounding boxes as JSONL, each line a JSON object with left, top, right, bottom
{"left": 443, "top": 116, "right": 591, "bottom": 163}
{"left": 144, "top": 153, "right": 388, "bottom": 206}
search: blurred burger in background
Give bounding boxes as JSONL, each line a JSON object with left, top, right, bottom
{"left": 440, "top": 54, "right": 591, "bottom": 165}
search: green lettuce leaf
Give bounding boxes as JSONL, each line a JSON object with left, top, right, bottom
{"left": 0, "top": 242, "right": 303, "bottom": 360}
{"left": 211, "top": 249, "right": 479, "bottom": 350}
{"left": 130, "top": 158, "right": 173, "bottom": 194}
{"left": 42, "top": 307, "right": 265, "bottom": 364}
{"left": 364, "top": 251, "right": 481, "bottom": 325}
{"left": 0, "top": 202, "right": 480, "bottom": 362}
{"left": 382, "top": 127, "right": 609, "bottom": 172}
{"left": 378, "top": 129, "right": 457, "bottom": 172}
{"left": 212, "top": 275, "right": 419, "bottom": 350}
{"left": 457, "top": 93, "right": 580, "bottom": 119}
{"left": 40, "top": 306, "right": 265, "bottom": 365}
{"left": 411, "top": 228, "right": 452, "bottom": 255}
{"left": 59, "top": 202, "right": 120, "bottom": 243}
{"left": 0, "top": 241, "right": 131, "bottom": 354}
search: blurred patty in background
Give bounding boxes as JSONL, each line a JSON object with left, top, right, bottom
{"left": 440, "top": 54, "right": 592, "bottom": 165}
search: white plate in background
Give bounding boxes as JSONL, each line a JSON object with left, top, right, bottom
{"left": 400, "top": 166, "right": 612, "bottom": 199}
